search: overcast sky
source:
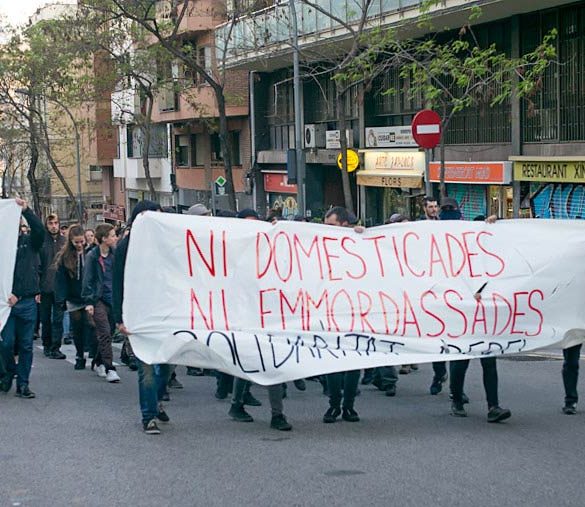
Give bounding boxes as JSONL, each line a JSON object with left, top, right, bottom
{"left": 0, "top": 0, "right": 74, "bottom": 27}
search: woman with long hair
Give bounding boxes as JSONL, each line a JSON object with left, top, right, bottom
{"left": 55, "top": 225, "right": 92, "bottom": 370}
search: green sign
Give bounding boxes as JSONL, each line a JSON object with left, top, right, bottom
{"left": 215, "top": 176, "right": 227, "bottom": 187}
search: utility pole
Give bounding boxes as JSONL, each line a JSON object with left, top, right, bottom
{"left": 289, "top": 0, "right": 305, "bottom": 215}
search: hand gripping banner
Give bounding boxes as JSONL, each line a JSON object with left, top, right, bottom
{"left": 124, "top": 213, "right": 585, "bottom": 385}
{"left": 0, "top": 200, "right": 21, "bottom": 334}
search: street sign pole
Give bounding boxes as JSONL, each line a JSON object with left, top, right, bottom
{"left": 425, "top": 149, "right": 433, "bottom": 197}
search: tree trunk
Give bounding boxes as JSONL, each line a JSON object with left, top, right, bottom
{"left": 141, "top": 93, "right": 158, "bottom": 201}
{"left": 438, "top": 105, "right": 454, "bottom": 201}
{"left": 336, "top": 90, "right": 354, "bottom": 214}
{"left": 27, "top": 114, "right": 42, "bottom": 217}
{"left": 216, "top": 91, "right": 237, "bottom": 212}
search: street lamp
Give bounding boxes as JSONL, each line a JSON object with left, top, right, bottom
{"left": 15, "top": 88, "right": 83, "bottom": 225}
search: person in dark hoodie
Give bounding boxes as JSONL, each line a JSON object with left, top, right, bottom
{"left": 39, "top": 213, "right": 67, "bottom": 359}
{"left": 112, "top": 200, "right": 172, "bottom": 434}
{"left": 55, "top": 225, "right": 90, "bottom": 370}
{"left": 82, "top": 223, "right": 120, "bottom": 383}
{"left": 440, "top": 198, "right": 511, "bottom": 423}
{"left": 0, "top": 198, "right": 45, "bottom": 398}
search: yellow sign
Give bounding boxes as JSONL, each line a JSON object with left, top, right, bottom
{"left": 513, "top": 160, "right": 585, "bottom": 183}
{"left": 337, "top": 150, "right": 359, "bottom": 172}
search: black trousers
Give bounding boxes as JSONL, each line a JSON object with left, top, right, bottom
{"left": 328, "top": 370, "right": 360, "bottom": 409}
{"left": 563, "top": 344, "right": 582, "bottom": 405}
{"left": 216, "top": 372, "right": 234, "bottom": 395}
{"left": 433, "top": 361, "right": 447, "bottom": 380}
{"left": 69, "top": 309, "right": 89, "bottom": 360}
{"left": 40, "top": 292, "right": 63, "bottom": 352}
{"left": 450, "top": 357, "right": 499, "bottom": 408}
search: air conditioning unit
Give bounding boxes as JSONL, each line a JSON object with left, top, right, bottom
{"left": 304, "top": 124, "right": 326, "bottom": 149}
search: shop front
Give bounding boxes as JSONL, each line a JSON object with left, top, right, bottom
{"left": 510, "top": 157, "right": 585, "bottom": 219}
{"left": 357, "top": 150, "right": 425, "bottom": 225}
{"left": 429, "top": 161, "right": 513, "bottom": 220}
{"left": 263, "top": 171, "right": 299, "bottom": 219}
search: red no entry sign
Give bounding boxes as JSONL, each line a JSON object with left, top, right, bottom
{"left": 411, "top": 110, "right": 442, "bottom": 149}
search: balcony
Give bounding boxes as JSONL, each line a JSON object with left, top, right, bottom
{"left": 156, "top": 0, "right": 224, "bottom": 35}
{"left": 216, "top": 0, "right": 569, "bottom": 71}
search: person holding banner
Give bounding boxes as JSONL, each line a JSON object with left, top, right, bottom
{"left": 561, "top": 344, "right": 581, "bottom": 415}
{"left": 112, "top": 200, "right": 172, "bottom": 435}
{"left": 228, "top": 208, "right": 292, "bottom": 431}
{"left": 0, "top": 199, "right": 44, "bottom": 398}
{"left": 322, "top": 206, "right": 362, "bottom": 424}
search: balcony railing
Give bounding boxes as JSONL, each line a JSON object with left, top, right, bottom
{"left": 216, "top": 0, "right": 424, "bottom": 63}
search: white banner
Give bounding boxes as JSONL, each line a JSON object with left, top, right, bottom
{"left": 0, "top": 200, "right": 21, "bottom": 333}
{"left": 124, "top": 214, "right": 585, "bottom": 384}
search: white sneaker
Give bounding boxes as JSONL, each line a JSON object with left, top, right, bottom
{"left": 96, "top": 365, "right": 107, "bottom": 378}
{"left": 106, "top": 370, "right": 120, "bottom": 383}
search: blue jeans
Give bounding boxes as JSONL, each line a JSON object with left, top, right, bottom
{"left": 137, "top": 360, "right": 171, "bottom": 424}
{"left": 0, "top": 298, "right": 38, "bottom": 388}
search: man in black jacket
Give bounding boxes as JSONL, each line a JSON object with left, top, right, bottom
{"left": 0, "top": 199, "right": 45, "bottom": 398}
{"left": 39, "top": 213, "right": 66, "bottom": 359}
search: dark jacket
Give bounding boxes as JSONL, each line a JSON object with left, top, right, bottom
{"left": 13, "top": 208, "right": 45, "bottom": 299}
{"left": 112, "top": 235, "right": 129, "bottom": 325}
{"left": 55, "top": 252, "right": 85, "bottom": 307}
{"left": 39, "top": 233, "right": 66, "bottom": 293}
{"left": 82, "top": 246, "right": 115, "bottom": 306}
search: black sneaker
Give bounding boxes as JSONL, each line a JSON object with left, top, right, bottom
{"left": 449, "top": 392, "right": 470, "bottom": 404}
{"left": 270, "top": 414, "right": 292, "bottom": 431}
{"left": 430, "top": 374, "right": 448, "bottom": 395}
{"left": 371, "top": 378, "right": 384, "bottom": 391}
{"left": 451, "top": 402, "right": 467, "bottom": 417}
{"left": 50, "top": 350, "right": 66, "bottom": 360}
{"left": 361, "top": 373, "right": 374, "bottom": 385}
{"left": 74, "top": 357, "right": 86, "bottom": 370}
{"left": 342, "top": 407, "right": 360, "bottom": 422}
{"left": 128, "top": 358, "right": 138, "bottom": 371}
{"left": 63, "top": 336, "right": 73, "bottom": 345}
{"left": 15, "top": 385, "right": 36, "bottom": 399}
{"left": 243, "top": 392, "right": 262, "bottom": 407}
{"left": 0, "top": 375, "right": 13, "bottom": 393}
{"left": 323, "top": 406, "right": 341, "bottom": 423}
{"left": 229, "top": 404, "right": 254, "bottom": 422}
{"left": 385, "top": 385, "right": 397, "bottom": 397}
{"left": 143, "top": 419, "right": 161, "bottom": 434}
{"left": 215, "top": 389, "right": 229, "bottom": 400}
{"left": 562, "top": 403, "right": 577, "bottom": 415}
{"left": 168, "top": 377, "right": 184, "bottom": 389}
{"left": 293, "top": 379, "right": 306, "bottom": 391}
{"left": 487, "top": 406, "right": 511, "bottom": 423}
{"left": 157, "top": 404, "right": 170, "bottom": 423}
{"left": 43, "top": 346, "right": 51, "bottom": 357}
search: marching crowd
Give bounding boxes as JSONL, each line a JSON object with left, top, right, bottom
{"left": 1, "top": 196, "right": 583, "bottom": 434}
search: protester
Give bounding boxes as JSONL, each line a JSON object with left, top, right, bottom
{"left": 561, "top": 344, "right": 581, "bottom": 415}
{"left": 0, "top": 199, "right": 44, "bottom": 398}
{"left": 39, "top": 213, "right": 67, "bottom": 359}
{"left": 82, "top": 223, "right": 120, "bottom": 383}
{"left": 227, "top": 207, "right": 292, "bottom": 431}
{"left": 55, "top": 225, "right": 92, "bottom": 370}
{"left": 113, "top": 200, "right": 172, "bottom": 434}
{"left": 420, "top": 196, "right": 439, "bottom": 221}
{"left": 84, "top": 228, "right": 96, "bottom": 253}
{"left": 321, "top": 206, "right": 361, "bottom": 423}
{"left": 450, "top": 289, "right": 512, "bottom": 423}
{"left": 186, "top": 203, "right": 212, "bottom": 216}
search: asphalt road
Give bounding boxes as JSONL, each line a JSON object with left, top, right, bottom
{"left": 0, "top": 344, "right": 583, "bottom": 507}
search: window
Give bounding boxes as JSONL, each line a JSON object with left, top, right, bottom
{"left": 127, "top": 124, "right": 168, "bottom": 158}
{"left": 175, "top": 135, "right": 190, "bottom": 166}
{"left": 210, "top": 131, "right": 241, "bottom": 165}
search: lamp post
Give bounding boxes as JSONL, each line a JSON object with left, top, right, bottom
{"left": 16, "top": 89, "right": 84, "bottom": 224}
{"left": 288, "top": 0, "right": 305, "bottom": 216}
